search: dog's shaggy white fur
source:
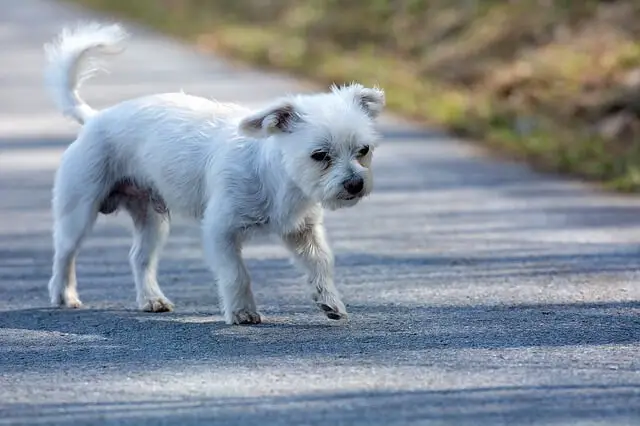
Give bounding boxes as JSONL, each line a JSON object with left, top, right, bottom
{"left": 43, "top": 22, "right": 385, "bottom": 325}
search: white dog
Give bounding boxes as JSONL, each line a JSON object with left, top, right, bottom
{"left": 43, "top": 22, "right": 385, "bottom": 325}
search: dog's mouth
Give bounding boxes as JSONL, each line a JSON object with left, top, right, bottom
{"left": 335, "top": 195, "right": 358, "bottom": 202}
{"left": 337, "top": 191, "right": 367, "bottom": 201}
{"left": 322, "top": 190, "right": 369, "bottom": 210}
{"left": 323, "top": 195, "right": 363, "bottom": 211}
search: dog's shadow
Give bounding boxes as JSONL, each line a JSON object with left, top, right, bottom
{"left": 0, "top": 306, "right": 350, "bottom": 372}
{"left": 2, "top": 299, "right": 640, "bottom": 376}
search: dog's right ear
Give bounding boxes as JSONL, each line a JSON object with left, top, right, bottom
{"left": 238, "top": 101, "right": 302, "bottom": 139}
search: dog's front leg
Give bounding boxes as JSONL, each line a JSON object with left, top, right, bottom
{"left": 283, "top": 222, "right": 347, "bottom": 320}
{"left": 202, "top": 219, "right": 261, "bottom": 325}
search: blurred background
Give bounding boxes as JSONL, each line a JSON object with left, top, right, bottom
{"left": 72, "top": 0, "right": 640, "bottom": 192}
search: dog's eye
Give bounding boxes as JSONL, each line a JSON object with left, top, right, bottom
{"left": 358, "top": 145, "right": 370, "bottom": 156}
{"left": 311, "top": 151, "right": 330, "bottom": 162}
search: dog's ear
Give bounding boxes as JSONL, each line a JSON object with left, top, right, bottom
{"left": 238, "top": 101, "right": 302, "bottom": 139}
{"left": 333, "top": 83, "right": 386, "bottom": 119}
{"left": 357, "top": 87, "right": 385, "bottom": 119}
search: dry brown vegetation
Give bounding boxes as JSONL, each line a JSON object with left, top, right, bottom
{"left": 71, "top": 0, "right": 640, "bottom": 190}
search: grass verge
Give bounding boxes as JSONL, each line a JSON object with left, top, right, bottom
{"left": 67, "top": 0, "right": 640, "bottom": 191}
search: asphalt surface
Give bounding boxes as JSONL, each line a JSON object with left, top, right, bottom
{"left": 1, "top": 1, "right": 640, "bottom": 425}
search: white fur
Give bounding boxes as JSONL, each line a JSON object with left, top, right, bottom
{"left": 43, "top": 22, "right": 385, "bottom": 325}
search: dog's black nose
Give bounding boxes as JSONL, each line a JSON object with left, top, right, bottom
{"left": 343, "top": 176, "right": 364, "bottom": 195}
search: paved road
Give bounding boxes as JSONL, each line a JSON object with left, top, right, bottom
{"left": 1, "top": 1, "right": 640, "bottom": 425}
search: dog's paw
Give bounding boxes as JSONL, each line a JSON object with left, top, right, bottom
{"left": 140, "top": 297, "right": 174, "bottom": 313}
{"left": 229, "top": 309, "right": 262, "bottom": 325}
{"left": 318, "top": 302, "right": 348, "bottom": 320}
{"left": 64, "top": 297, "right": 83, "bottom": 309}
{"left": 51, "top": 293, "right": 83, "bottom": 309}
{"left": 313, "top": 291, "right": 348, "bottom": 320}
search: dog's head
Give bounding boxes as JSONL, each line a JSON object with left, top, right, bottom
{"left": 238, "top": 83, "right": 385, "bottom": 210}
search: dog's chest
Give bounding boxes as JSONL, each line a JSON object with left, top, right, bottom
{"left": 241, "top": 201, "right": 313, "bottom": 237}
{"left": 234, "top": 173, "right": 316, "bottom": 236}
{"left": 271, "top": 203, "right": 317, "bottom": 236}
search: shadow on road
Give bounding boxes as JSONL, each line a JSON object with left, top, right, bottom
{"left": 1, "top": 299, "right": 639, "bottom": 371}
{"left": 1, "top": 372, "right": 639, "bottom": 424}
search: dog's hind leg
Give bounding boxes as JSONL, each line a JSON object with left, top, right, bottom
{"left": 48, "top": 197, "right": 98, "bottom": 308}
{"left": 126, "top": 199, "right": 173, "bottom": 313}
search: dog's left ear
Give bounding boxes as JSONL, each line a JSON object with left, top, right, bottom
{"left": 355, "top": 86, "right": 385, "bottom": 119}
{"left": 238, "top": 101, "right": 302, "bottom": 139}
{"left": 335, "top": 84, "right": 386, "bottom": 119}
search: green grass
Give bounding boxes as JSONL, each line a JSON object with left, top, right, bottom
{"left": 67, "top": 0, "right": 640, "bottom": 192}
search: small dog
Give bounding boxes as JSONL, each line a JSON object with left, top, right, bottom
{"left": 43, "top": 23, "right": 385, "bottom": 325}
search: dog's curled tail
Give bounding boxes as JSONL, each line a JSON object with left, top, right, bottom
{"left": 44, "top": 22, "right": 128, "bottom": 125}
